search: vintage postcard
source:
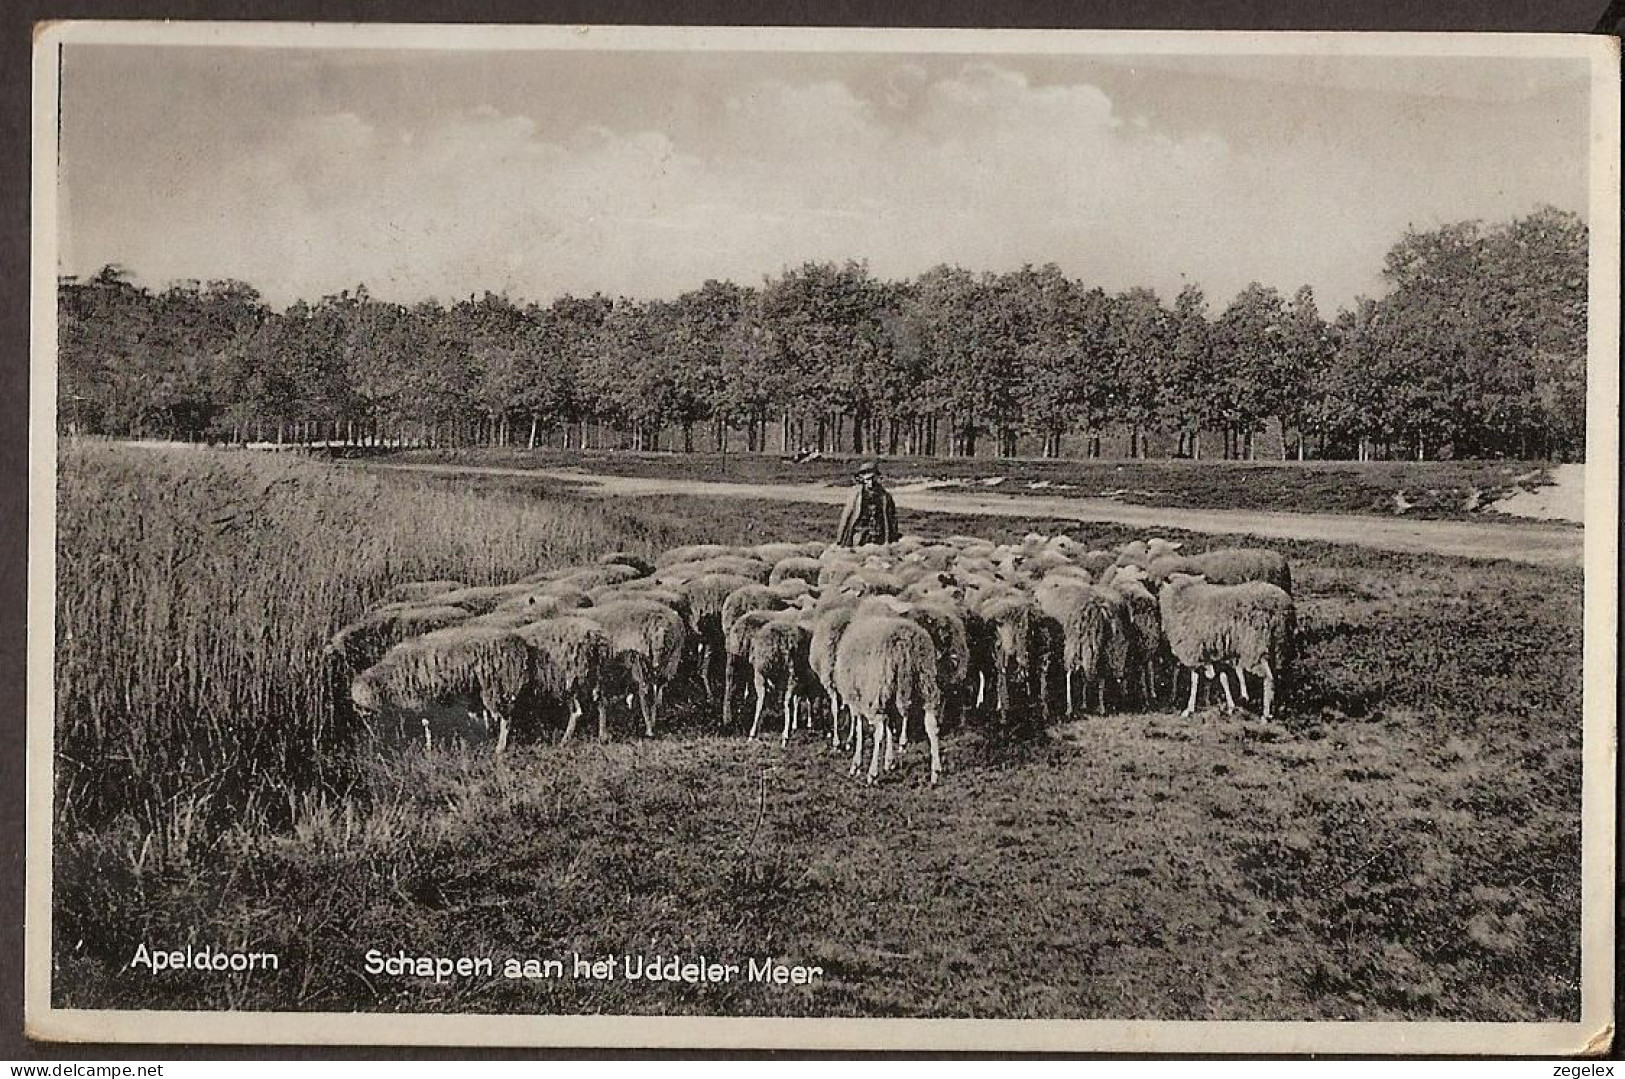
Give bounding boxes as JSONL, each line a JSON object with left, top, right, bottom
{"left": 25, "top": 21, "right": 1618, "bottom": 1053}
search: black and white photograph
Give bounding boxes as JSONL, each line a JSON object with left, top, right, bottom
{"left": 25, "top": 22, "right": 1618, "bottom": 1052}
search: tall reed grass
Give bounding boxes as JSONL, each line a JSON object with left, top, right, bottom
{"left": 53, "top": 442, "right": 697, "bottom": 845}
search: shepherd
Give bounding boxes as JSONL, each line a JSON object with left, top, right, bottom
{"left": 835, "top": 460, "right": 900, "bottom": 548}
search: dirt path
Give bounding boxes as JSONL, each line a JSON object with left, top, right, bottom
{"left": 370, "top": 462, "right": 1586, "bottom": 567}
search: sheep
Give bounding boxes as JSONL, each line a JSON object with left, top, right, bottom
{"left": 723, "top": 607, "right": 783, "bottom": 730}
{"left": 1033, "top": 580, "right": 1093, "bottom": 715}
{"left": 1114, "top": 537, "right": 1184, "bottom": 568}
{"left": 1147, "top": 547, "right": 1293, "bottom": 595}
{"left": 350, "top": 624, "right": 532, "bottom": 752}
{"left": 973, "top": 593, "right": 1057, "bottom": 725}
{"left": 835, "top": 567, "right": 905, "bottom": 598}
{"left": 669, "top": 572, "right": 757, "bottom": 701}
{"left": 380, "top": 579, "right": 467, "bottom": 605}
{"left": 552, "top": 563, "right": 644, "bottom": 592}
{"left": 597, "top": 551, "right": 655, "bottom": 577}
{"left": 661, "top": 554, "right": 772, "bottom": 584}
{"left": 767, "top": 576, "right": 814, "bottom": 603}
{"left": 493, "top": 587, "right": 592, "bottom": 615}
{"left": 769, "top": 556, "right": 824, "bottom": 588}
{"left": 325, "top": 604, "right": 472, "bottom": 674}
{"left": 720, "top": 583, "right": 788, "bottom": 636}
{"left": 1158, "top": 572, "right": 1295, "bottom": 719}
{"left": 578, "top": 599, "right": 687, "bottom": 738}
{"left": 898, "top": 598, "right": 971, "bottom": 741}
{"left": 808, "top": 602, "right": 860, "bottom": 748}
{"left": 426, "top": 583, "right": 533, "bottom": 615}
{"left": 1100, "top": 563, "right": 1168, "bottom": 705}
{"left": 655, "top": 543, "right": 740, "bottom": 568}
{"left": 833, "top": 615, "right": 944, "bottom": 785}
{"left": 745, "top": 609, "right": 818, "bottom": 745}
{"left": 1079, "top": 550, "right": 1117, "bottom": 575}
{"left": 750, "top": 541, "right": 808, "bottom": 565}
{"left": 513, "top": 615, "right": 611, "bottom": 743}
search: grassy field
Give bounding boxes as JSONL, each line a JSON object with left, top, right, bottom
{"left": 381, "top": 446, "right": 1559, "bottom": 521}
{"left": 50, "top": 448, "right": 1583, "bottom": 1021}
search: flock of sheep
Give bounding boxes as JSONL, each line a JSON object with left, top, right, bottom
{"left": 326, "top": 533, "right": 1297, "bottom": 786}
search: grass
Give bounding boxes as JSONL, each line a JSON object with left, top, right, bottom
{"left": 51, "top": 453, "right": 1583, "bottom": 1021}
{"left": 52, "top": 442, "right": 733, "bottom": 840}
{"left": 382, "top": 446, "right": 1560, "bottom": 522}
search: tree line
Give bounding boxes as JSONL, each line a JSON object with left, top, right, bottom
{"left": 57, "top": 206, "right": 1588, "bottom": 462}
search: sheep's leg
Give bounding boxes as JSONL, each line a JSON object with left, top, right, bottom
{"left": 722, "top": 654, "right": 735, "bottom": 729}
{"left": 1219, "top": 669, "right": 1238, "bottom": 712}
{"left": 421, "top": 716, "right": 433, "bottom": 752}
{"left": 780, "top": 683, "right": 795, "bottom": 747}
{"left": 898, "top": 706, "right": 910, "bottom": 750}
{"left": 637, "top": 674, "right": 657, "bottom": 737}
{"left": 976, "top": 670, "right": 986, "bottom": 708}
{"left": 1260, "top": 659, "right": 1275, "bottom": 720}
{"left": 849, "top": 709, "right": 865, "bottom": 776}
{"left": 595, "top": 689, "right": 609, "bottom": 743}
{"left": 1065, "top": 666, "right": 1074, "bottom": 716}
{"left": 923, "top": 707, "right": 942, "bottom": 786}
{"left": 867, "top": 717, "right": 885, "bottom": 785}
{"left": 828, "top": 693, "right": 841, "bottom": 748}
{"left": 748, "top": 671, "right": 767, "bottom": 740}
{"left": 1182, "top": 668, "right": 1199, "bottom": 717}
{"left": 1236, "top": 669, "right": 1251, "bottom": 701}
{"left": 562, "top": 697, "right": 582, "bottom": 744}
{"left": 494, "top": 710, "right": 511, "bottom": 754}
{"left": 698, "top": 643, "right": 714, "bottom": 700}
{"left": 883, "top": 715, "right": 897, "bottom": 773}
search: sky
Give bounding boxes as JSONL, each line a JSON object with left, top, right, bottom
{"left": 56, "top": 43, "right": 1593, "bottom": 314}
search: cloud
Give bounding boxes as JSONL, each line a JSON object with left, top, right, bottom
{"left": 71, "top": 58, "right": 1588, "bottom": 312}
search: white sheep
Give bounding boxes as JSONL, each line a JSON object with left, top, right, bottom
{"left": 1158, "top": 572, "right": 1295, "bottom": 719}
{"left": 325, "top": 602, "right": 473, "bottom": 675}
{"left": 350, "top": 623, "right": 532, "bottom": 752}
{"left": 579, "top": 599, "right": 687, "bottom": 738}
{"left": 513, "top": 615, "right": 612, "bottom": 743}
{"left": 745, "top": 609, "right": 818, "bottom": 746}
{"left": 833, "top": 614, "right": 944, "bottom": 785}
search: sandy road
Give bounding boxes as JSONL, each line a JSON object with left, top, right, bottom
{"left": 368, "top": 462, "right": 1587, "bottom": 568}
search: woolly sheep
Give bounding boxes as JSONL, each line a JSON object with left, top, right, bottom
{"left": 1079, "top": 550, "right": 1117, "bottom": 575}
{"left": 807, "top": 601, "right": 859, "bottom": 748}
{"left": 723, "top": 607, "right": 782, "bottom": 730}
{"left": 833, "top": 614, "right": 944, "bottom": 785}
{"left": 745, "top": 609, "right": 818, "bottom": 745}
{"left": 974, "top": 593, "right": 1057, "bottom": 725}
{"left": 380, "top": 580, "right": 467, "bottom": 605}
{"left": 1033, "top": 581, "right": 1129, "bottom": 716}
{"left": 494, "top": 587, "right": 592, "bottom": 615}
{"left": 1100, "top": 564, "right": 1168, "bottom": 705}
{"left": 325, "top": 604, "right": 471, "bottom": 674}
{"left": 579, "top": 599, "right": 687, "bottom": 738}
{"left": 426, "top": 583, "right": 533, "bottom": 615}
{"left": 655, "top": 543, "right": 739, "bottom": 568}
{"left": 1147, "top": 547, "right": 1293, "bottom": 595}
{"left": 668, "top": 571, "right": 757, "bottom": 701}
{"left": 597, "top": 551, "right": 656, "bottom": 577}
{"left": 767, "top": 577, "right": 814, "bottom": 602}
{"left": 1114, "top": 537, "right": 1184, "bottom": 567}
{"left": 350, "top": 624, "right": 531, "bottom": 752}
{"left": 1158, "top": 572, "right": 1295, "bottom": 719}
{"left": 662, "top": 554, "right": 772, "bottom": 584}
{"left": 720, "top": 583, "right": 788, "bottom": 635}
{"left": 513, "top": 615, "right": 611, "bottom": 743}
{"left": 769, "top": 556, "right": 824, "bottom": 588}
{"left": 750, "top": 542, "right": 808, "bottom": 565}
{"left": 552, "top": 563, "right": 644, "bottom": 592}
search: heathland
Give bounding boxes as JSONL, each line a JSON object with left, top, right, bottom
{"left": 50, "top": 443, "right": 1583, "bottom": 1020}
